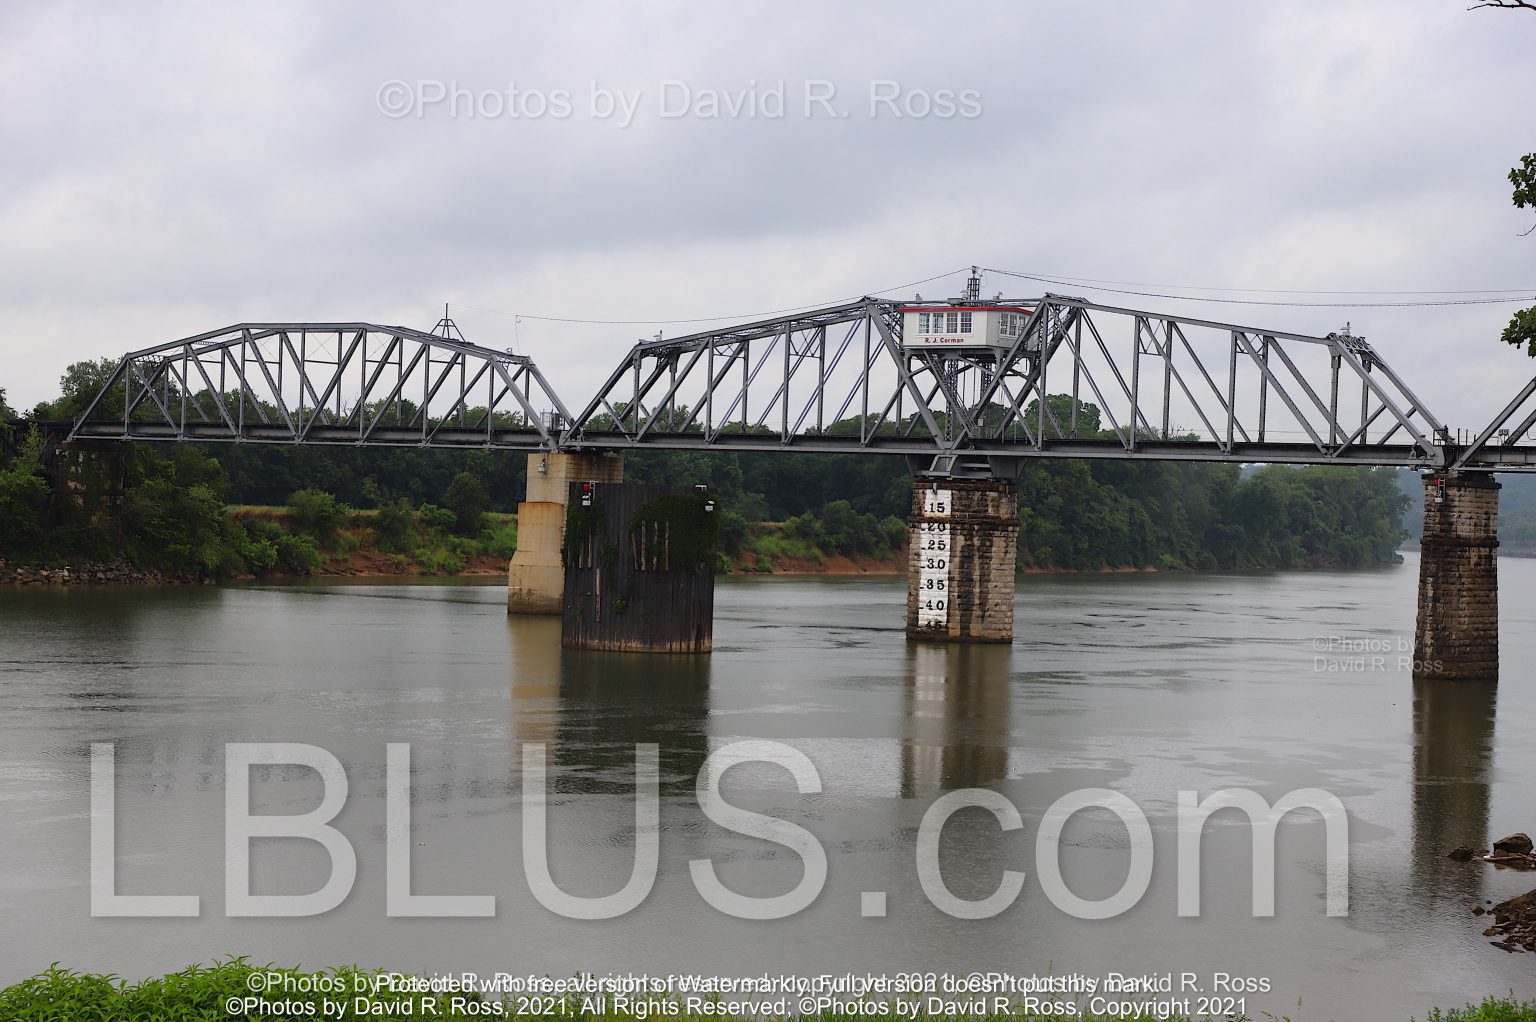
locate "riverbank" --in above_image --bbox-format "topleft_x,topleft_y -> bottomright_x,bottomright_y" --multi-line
0,559 -> 207,585
227,505 -> 516,578
0,503 -> 1412,585
239,498 -> 522,578
726,520 -> 906,574
0,509 -> 909,582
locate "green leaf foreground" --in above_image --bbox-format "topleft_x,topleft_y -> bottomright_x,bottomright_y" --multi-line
0,959 -> 1531,1022
1501,152 -> 1536,357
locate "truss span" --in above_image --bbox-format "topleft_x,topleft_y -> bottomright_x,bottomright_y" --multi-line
559,294 -> 1451,474
76,295 -> 1536,475
69,323 -> 572,450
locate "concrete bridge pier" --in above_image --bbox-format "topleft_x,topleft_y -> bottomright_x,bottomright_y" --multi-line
906,480 -> 1018,643
507,452 -> 623,614
1414,473 -> 1499,681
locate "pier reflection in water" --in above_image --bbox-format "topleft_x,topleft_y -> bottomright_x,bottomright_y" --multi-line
553,649 -> 711,796
508,615 -> 712,792
1411,677 -> 1497,912
901,642 -> 1013,796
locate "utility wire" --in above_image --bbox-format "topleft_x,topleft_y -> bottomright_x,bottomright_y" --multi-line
983,268 -> 1536,308
980,269 -> 1533,296
450,265 -> 1533,327
449,267 -> 972,327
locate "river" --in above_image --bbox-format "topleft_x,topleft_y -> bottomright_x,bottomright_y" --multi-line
0,554 -> 1532,1019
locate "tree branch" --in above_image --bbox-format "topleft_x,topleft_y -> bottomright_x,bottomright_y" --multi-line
1468,0 -> 1536,10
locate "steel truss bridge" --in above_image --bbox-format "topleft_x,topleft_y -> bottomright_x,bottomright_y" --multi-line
67,295 -> 1536,475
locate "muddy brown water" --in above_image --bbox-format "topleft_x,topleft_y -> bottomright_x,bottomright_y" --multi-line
1,555 -> 1533,1019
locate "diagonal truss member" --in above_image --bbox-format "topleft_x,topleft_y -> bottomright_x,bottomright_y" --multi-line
1448,373 -> 1536,472
69,323 -> 572,450
67,296 -> 1462,475
955,296 -> 1446,464
560,294 -> 1448,472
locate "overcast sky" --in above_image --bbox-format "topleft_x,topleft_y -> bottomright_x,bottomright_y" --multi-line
2,1 -> 1533,430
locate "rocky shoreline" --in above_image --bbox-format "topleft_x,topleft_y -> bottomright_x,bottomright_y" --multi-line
1450,832 -> 1536,954
0,560 -> 207,586
1479,889 -> 1536,954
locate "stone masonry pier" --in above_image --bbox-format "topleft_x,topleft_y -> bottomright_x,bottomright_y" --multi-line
906,480 -> 1018,643
1414,473 -> 1499,681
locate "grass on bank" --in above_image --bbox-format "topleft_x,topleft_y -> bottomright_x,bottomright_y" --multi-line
0,960 -> 1532,1022
733,507 -> 908,573
225,493 -> 518,578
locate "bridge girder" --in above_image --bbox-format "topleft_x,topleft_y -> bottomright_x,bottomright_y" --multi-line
69,323 -> 571,450
558,294 -> 1450,474
79,296 -> 1536,475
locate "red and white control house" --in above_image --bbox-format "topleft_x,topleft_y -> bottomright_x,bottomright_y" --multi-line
900,303 -> 1035,354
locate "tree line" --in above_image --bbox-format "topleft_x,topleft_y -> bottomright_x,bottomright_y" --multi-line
3,361 -> 1410,575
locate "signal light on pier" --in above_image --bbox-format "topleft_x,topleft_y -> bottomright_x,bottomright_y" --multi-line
580,482 -> 593,508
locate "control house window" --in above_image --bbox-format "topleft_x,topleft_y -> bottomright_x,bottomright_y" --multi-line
959,311 -> 972,333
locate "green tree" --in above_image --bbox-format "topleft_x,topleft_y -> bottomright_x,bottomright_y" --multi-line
116,447 -> 233,575
1021,394 -> 1103,438
373,497 -> 419,552
287,488 -> 345,541
1503,153 -> 1536,356
1471,4 -> 1534,351
818,499 -> 889,555
715,507 -> 749,552
0,387 -> 15,420
0,450 -> 50,559
122,476 -> 225,574
417,503 -> 456,533
32,358 -> 123,420
441,471 -> 488,534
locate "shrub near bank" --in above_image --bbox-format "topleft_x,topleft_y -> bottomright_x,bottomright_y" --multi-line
226,498 -> 517,578
1,960 -> 1533,1021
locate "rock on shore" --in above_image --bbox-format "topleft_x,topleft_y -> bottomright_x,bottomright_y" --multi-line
1454,832 -> 1536,954
0,561 -> 203,585
1481,889 -> 1536,954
